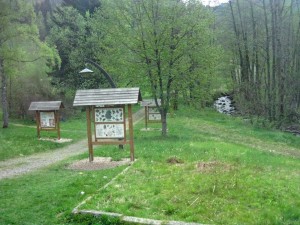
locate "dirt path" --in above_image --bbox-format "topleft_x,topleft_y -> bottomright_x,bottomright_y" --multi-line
0,109 -> 145,180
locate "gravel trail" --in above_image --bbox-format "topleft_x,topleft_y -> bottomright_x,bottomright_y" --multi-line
0,109 -> 145,180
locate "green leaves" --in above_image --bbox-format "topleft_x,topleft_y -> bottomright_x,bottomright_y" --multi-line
94,0 -> 219,104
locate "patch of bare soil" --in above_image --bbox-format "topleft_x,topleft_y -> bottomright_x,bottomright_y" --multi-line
196,161 -> 232,173
166,157 -> 184,164
67,157 -> 132,171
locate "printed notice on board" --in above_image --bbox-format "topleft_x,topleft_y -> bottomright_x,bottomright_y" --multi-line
40,112 -> 55,128
95,124 -> 124,138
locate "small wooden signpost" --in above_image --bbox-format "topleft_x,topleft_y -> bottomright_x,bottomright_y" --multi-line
28,101 -> 64,140
141,99 -> 161,129
73,88 -> 142,162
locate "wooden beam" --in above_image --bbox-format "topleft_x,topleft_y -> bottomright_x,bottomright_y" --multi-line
56,111 -> 61,140
36,111 -> 40,139
86,106 -> 94,162
128,104 -> 134,161
92,140 -> 128,145
145,106 -> 148,129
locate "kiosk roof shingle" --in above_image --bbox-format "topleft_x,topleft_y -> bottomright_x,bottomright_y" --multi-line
28,101 -> 64,111
73,88 -> 142,106
141,99 -> 161,107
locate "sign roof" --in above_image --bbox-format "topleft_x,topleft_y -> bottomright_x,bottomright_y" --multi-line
28,101 -> 64,111
73,88 -> 142,106
141,99 -> 161,107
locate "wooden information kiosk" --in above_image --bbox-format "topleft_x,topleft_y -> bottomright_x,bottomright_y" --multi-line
141,99 -> 162,129
28,101 -> 64,139
73,88 -> 142,162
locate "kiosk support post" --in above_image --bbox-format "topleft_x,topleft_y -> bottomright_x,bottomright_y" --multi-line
128,104 -> 134,161
86,106 -> 94,162
56,111 -> 61,140
36,111 -> 40,139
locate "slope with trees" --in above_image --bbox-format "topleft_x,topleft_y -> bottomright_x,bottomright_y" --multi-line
223,0 -> 300,127
0,0 -> 59,128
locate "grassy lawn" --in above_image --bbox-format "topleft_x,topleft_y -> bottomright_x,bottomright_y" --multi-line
0,113 -> 87,161
0,107 -> 299,224
79,108 -> 300,224
0,155 -> 127,224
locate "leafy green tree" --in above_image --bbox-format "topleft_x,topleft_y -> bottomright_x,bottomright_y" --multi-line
227,0 -> 300,125
47,6 -> 107,92
92,0 -> 219,136
62,0 -> 101,15
0,0 -> 59,128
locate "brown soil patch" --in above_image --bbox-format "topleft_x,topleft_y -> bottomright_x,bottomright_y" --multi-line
67,157 -> 132,171
166,157 -> 184,164
196,161 -> 232,173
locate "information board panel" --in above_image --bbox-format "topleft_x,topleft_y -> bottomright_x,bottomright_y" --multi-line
94,107 -> 125,139
95,107 -> 124,122
149,113 -> 161,121
148,106 -> 161,121
95,124 -> 124,138
40,112 -> 55,128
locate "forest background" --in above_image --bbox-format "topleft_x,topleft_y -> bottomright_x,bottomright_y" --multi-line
0,0 -> 299,134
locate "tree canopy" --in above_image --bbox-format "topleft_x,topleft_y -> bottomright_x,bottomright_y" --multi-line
89,0 -> 220,135
1,0 -> 299,133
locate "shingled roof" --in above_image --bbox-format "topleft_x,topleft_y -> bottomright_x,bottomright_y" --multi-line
28,101 -> 64,111
141,99 -> 161,107
73,88 -> 142,106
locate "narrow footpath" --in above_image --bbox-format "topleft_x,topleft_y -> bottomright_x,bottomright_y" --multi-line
0,109 -> 145,180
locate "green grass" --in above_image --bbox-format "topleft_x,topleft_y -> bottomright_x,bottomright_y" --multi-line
0,155 -> 127,224
0,107 -> 299,224
0,105 -> 142,161
78,108 -> 300,225
0,114 -> 87,161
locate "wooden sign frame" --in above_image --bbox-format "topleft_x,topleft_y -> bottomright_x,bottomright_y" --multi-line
35,110 -> 61,140
86,104 -> 135,162
144,106 -> 162,130
93,106 -> 126,141
73,88 -> 142,163
147,106 -> 162,122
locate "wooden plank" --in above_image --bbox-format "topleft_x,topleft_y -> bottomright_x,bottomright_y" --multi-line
74,100 -> 139,106
74,95 -> 138,100
128,104 -> 134,161
40,128 -> 57,131
76,87 -> 139,93
92,140 -> 128,145
141,99 -> 161,107
73,88 -> 142,106
29,101 -> 64,111
36,111 -> 40,139
86,106 -> 94,162
74,94 -> 139,101
56,111 -> 61,140
145,106 -> 148,129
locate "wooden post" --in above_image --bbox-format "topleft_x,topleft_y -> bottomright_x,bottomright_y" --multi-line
36,111 -> 40,139
86,106 -> 94,162
145,106 -> 148,129
56,111 -> 61,140
128,104 -> 135,161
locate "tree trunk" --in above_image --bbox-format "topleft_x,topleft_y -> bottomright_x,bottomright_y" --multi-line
172,89 -> 179,111
161,108 -> 168,137
0,59 -> 9,128
263,0 -> 272,120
